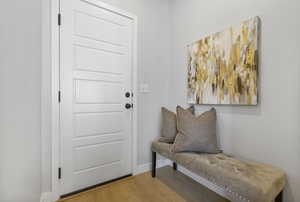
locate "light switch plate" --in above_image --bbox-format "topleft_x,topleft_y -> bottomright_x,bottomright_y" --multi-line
140,83 -> 150,93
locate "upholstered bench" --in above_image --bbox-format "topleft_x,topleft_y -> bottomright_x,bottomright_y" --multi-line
151,141 -> 286,202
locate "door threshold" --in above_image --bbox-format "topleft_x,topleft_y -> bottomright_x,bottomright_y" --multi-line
60,174 -> 132,199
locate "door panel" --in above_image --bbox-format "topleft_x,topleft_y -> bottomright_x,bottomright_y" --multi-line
74,141 -> 123,171
74,104 -> 123,113
73,161 -> 123,191
60,0 -> 133,195
73,133 -> 124,147
74,11 -> 126,46
74,44 -> 125,74
74,71 -> 124,83
75,80 -> 123,104
74,113 -> 123,137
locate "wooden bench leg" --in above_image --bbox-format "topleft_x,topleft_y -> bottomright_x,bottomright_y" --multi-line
152,151 -> 156,178
173,162 -> 177,171
275,191 -> 283,202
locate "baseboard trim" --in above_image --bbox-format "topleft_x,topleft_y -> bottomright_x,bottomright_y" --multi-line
40,192 -> 60,202
136,159 -> 169,175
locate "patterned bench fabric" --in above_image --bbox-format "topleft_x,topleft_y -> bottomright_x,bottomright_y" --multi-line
151,141 -> 286,202
151,141 -> 175,161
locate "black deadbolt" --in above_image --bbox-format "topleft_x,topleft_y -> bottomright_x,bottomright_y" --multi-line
125,92 -> 131,98
125,103 -> 132,109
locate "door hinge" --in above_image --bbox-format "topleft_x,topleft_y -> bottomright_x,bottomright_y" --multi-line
58,91 -> 61,103
58,167 -> 62,179
58,13 -> 61,26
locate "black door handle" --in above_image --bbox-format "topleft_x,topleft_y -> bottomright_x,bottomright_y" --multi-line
125,92 -> 131,98
125,103 -> 133,109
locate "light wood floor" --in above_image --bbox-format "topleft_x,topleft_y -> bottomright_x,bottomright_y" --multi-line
58,166 -> 228,202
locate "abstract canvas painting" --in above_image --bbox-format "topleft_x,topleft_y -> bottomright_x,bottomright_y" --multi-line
187,17 -> 259,105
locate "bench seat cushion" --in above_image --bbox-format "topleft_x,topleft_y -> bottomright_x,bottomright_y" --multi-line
151,141 -> 175,161
151,141 -> 286,202
175,152 -> 286,202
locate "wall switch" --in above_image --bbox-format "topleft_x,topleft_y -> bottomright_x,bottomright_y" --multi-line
140,83 -> 150,93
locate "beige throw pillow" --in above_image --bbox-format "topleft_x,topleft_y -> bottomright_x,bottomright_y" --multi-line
159,106 -> 194,143
172,106 -> 220,153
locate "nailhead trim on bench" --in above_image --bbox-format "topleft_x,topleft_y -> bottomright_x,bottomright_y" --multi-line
152,147 -> 282,202
199,173 -> 251,202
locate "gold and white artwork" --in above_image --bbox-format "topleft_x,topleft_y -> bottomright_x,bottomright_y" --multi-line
187,17 -> 259,105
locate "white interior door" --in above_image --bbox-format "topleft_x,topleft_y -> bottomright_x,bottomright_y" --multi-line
60,0 -> 134,195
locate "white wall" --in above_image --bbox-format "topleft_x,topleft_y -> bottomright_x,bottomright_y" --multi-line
168,0 -> 300,201
0,0 -> 41,202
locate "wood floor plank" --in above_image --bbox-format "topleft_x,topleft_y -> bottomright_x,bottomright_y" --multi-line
57,166 -> 228,202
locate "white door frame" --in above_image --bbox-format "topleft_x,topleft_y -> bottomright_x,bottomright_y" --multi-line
42,0 -> 138,199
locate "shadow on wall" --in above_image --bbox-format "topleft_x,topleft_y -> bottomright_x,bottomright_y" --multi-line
284,182 -> 296,202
